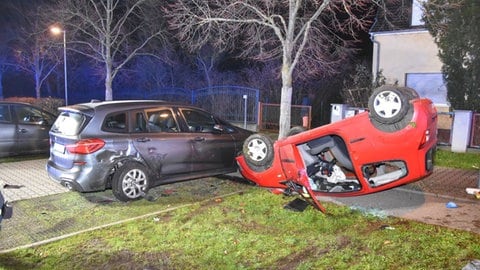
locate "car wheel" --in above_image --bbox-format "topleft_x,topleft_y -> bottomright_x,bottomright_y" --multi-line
368,86 -> 416,132
242,134 -> 274,172
368,86 -> 413,124
112,162 -> 150,202
287,126 -> 306,136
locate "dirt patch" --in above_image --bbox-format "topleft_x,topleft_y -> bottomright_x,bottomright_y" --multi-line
399,196 -> 480,234
275,245 -> 330,270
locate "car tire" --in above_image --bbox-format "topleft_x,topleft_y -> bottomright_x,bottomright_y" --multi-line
287,126 -> 306,136
112,162 -> 150,202
399,86 -> 420,99
368,86 -> 416,132
368,86 -> 412,124
242,134 -> 274,172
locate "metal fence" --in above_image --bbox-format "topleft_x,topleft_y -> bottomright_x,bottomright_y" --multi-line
193,86 -> 259,123
145,87 -> 193,104
258,102 -> 312,130
115,86 -> 259,124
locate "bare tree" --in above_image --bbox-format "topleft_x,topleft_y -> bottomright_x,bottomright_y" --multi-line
167,0 -> 377,138
1,1 -> 60,99
13,29 -> 59,99
54,0 -> 168,100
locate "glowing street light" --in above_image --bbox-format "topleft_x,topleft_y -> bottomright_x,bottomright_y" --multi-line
50,26 -> 68,105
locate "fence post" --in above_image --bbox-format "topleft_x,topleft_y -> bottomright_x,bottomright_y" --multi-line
258,102 -> 263,131
243,94 -> 248,129
451,110 -> 473,153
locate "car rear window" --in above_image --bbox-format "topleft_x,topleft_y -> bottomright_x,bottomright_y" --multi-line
51,111 -> 86,136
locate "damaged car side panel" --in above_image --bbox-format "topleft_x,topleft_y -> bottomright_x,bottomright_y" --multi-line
47,100 -> 252,202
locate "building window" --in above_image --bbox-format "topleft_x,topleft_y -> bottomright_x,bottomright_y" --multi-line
406,73 -> 449,107
411,0 -> 426,26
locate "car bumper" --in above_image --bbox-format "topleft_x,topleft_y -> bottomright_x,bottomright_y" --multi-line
46,159 -> 110,192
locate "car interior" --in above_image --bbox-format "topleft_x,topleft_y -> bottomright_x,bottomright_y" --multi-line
297,135 -> 408,193
147,110 -> 178,133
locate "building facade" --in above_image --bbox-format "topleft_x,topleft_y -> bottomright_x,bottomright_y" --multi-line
369,0 -> 449,111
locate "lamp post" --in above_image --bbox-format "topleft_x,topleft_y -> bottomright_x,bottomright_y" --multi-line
50,26 -> 68,105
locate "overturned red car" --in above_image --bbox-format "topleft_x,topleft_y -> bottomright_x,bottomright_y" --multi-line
236,86 -> 438,212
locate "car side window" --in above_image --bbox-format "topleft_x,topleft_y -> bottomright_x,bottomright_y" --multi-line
0,105 -> 12,123
14,105 -> 52,125
146,109 -> 178,133
182,109 -> 216,133
103,112 -> 127,133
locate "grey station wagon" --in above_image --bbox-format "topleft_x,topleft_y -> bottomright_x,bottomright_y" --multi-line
46,100 -> 252,201
0,102 -> 56,157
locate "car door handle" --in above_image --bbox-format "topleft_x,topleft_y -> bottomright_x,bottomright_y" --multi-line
194,136 -> 205,142
17,128 -> 28,133
136,137 -> 151,142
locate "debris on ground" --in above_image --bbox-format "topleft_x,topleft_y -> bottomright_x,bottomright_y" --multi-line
466,188 -> 480,199
349,206 -> 388,219
462,259 -> 480,270
283,198 -> 310,212
446,201 -> 458,208
380,225 -> 395,230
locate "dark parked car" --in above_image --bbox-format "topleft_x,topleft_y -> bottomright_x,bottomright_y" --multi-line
0,102 -> 56,157
47,100 -> 252,201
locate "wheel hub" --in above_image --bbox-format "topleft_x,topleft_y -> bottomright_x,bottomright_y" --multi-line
247,139 -> 267,161
373,90 -> 402,118
122,169 -> 147,198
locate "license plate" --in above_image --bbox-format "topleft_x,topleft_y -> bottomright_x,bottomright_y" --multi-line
53,142 -> 65,154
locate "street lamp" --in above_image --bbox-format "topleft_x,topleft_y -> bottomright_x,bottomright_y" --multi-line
50,26 -> 68,105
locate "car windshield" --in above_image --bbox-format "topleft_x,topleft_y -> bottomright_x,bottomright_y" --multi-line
51,111 -> 86,136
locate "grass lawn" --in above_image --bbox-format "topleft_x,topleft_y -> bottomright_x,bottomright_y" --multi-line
435,148 -> 480,169
0,189 -> 479,269
0,149 -> 479,269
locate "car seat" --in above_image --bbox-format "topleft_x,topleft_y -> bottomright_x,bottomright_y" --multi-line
307,135 -> 354,172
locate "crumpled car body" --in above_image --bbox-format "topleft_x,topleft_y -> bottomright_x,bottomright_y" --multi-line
236,86 -> 438,212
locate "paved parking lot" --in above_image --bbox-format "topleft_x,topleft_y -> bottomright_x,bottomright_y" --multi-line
0,159 -> 68,202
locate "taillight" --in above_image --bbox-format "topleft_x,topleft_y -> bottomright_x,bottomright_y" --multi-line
419,129 -> 430,148
66,138 -> 105,154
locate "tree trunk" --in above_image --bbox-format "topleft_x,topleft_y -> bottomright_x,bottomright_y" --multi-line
105,62 -> 113,101
279,63 -> 293,139
279,33 -> 294,139
35,72 -> 41,98
105,73 -> 113,100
